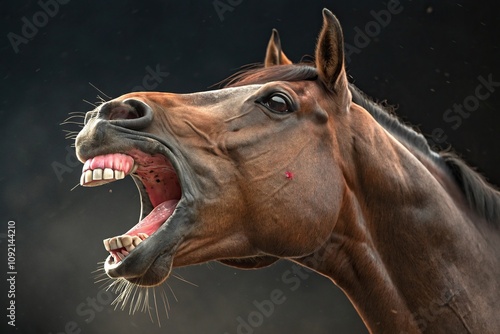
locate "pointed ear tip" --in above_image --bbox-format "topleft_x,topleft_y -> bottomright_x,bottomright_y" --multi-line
322,8 -> 338,21
269,28 -> 281,46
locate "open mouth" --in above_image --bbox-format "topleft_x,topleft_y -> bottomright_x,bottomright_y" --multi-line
80,149 -> 182,283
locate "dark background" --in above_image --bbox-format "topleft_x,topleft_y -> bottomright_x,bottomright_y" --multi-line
1,1 -> 499,333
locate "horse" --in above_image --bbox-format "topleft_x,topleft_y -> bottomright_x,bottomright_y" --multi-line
74,9 -> 500,333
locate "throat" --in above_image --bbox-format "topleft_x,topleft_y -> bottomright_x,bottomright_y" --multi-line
298,145 -> 500,333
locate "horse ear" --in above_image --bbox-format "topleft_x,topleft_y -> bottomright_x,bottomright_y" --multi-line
315,9 -> 346,91
265,29 -> 292,67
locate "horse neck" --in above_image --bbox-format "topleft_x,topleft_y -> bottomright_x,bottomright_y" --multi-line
294,104 -> 500,333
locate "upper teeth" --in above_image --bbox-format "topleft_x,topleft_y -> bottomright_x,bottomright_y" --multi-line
80,167 -> 131,186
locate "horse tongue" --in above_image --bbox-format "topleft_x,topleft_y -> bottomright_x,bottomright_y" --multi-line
125,200 -> 179,237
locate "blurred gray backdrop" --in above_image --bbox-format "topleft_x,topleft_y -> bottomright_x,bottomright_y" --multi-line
1,1 -> 499,333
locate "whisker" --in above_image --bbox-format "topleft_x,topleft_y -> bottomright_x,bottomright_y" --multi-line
145,288 -> 154,323
92,268 -> 106,275
97,279 -> 113,290
98,279 -> 115,290
96,95 -> 107,104
94,276 -> 111,285
106,279 -> 120,292
89,82 -> 112,100
129,283 -> 140,315
93,275 -> 108,281
60,120 -> 85,126
153,288 -> 161,327
111,280 -> 130,310
93,272 -> 107,280
70,183 -> 81,191
172,273 -> 198,287
92,271 -> 108,279
166,282 -> 178,303
160,286 -> 170,318
91,269 -> 182,326
62,114 -> 85,121
135,286 -> 144,314
82,99 -> 97,108
122,282 -> 135,311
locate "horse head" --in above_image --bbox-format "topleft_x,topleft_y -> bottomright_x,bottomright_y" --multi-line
76,9 -> 350,287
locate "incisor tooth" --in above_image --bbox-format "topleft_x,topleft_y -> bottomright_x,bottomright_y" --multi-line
116,238 -> 123,249
115,170 -> 125,180
80,173 -> 85,186
84,170 -> 93,183
103,239 -> 110,251
120,235 -> 133,249
103,168 -> 114,180
131,163 -> 138,174
124,243 -> 135,252
132,236 -> 142,247
109,237 -> 118,250
93,168 -> 103,180
138,233 -> 149,240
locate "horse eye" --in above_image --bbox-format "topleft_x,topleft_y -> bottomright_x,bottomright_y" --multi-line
262,94 -> 292,113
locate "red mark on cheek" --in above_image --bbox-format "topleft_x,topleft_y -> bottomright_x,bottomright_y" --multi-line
285,171 -> 294,180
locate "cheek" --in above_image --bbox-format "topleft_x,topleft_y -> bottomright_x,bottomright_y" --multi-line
245,167 -> 344,257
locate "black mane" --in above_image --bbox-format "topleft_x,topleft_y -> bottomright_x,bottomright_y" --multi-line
225,64 -> 500,226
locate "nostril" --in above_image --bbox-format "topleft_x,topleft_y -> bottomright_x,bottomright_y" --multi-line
103,98 -> 154,130
83,110 -> 97,125
109,106 -> 140,120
